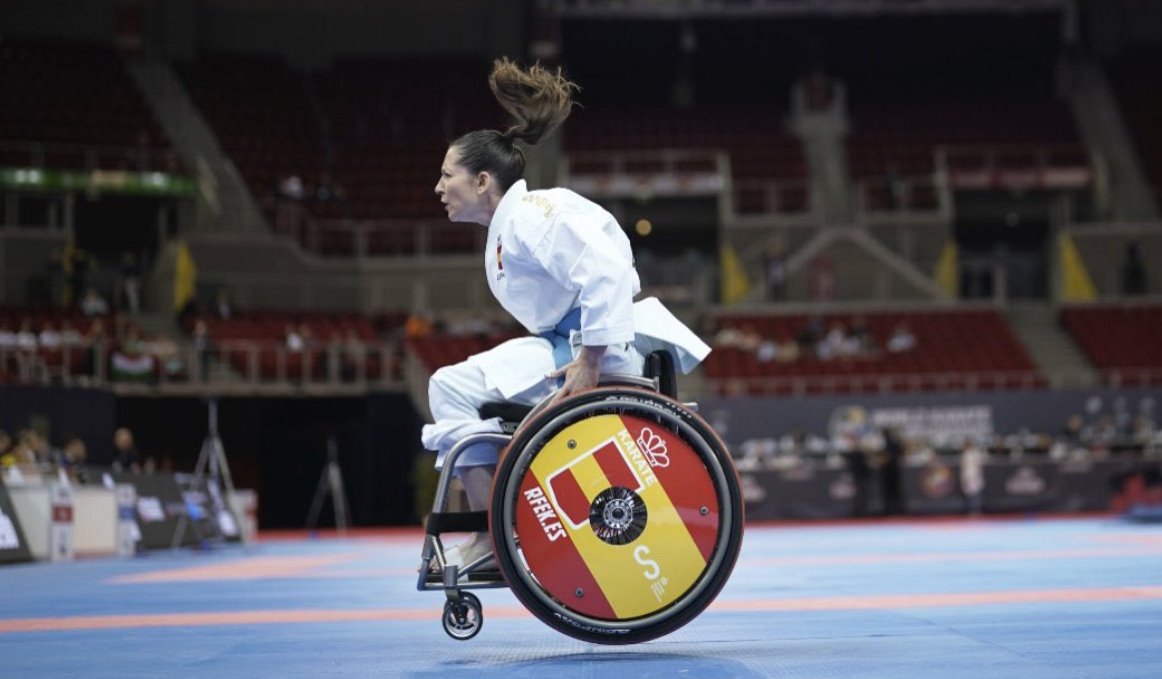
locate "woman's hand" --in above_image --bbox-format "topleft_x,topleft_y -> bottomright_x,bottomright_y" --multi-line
547,345 -> 606,405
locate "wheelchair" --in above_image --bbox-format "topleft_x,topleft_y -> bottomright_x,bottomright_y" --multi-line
417,351 -> 744,644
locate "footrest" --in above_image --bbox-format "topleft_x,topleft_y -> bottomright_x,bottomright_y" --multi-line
424,569 -> 504,585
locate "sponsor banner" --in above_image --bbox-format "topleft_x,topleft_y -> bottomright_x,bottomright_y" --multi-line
739,467 -> 858,520
865,405 -> 993,447
903,463 -> 967,515
701,387 -> 1162,454
737,457 -> 1136,519
102,471 -> 198,549
516,413 -> 715,620
0,479 -> 34,564
0,167 -> 194,197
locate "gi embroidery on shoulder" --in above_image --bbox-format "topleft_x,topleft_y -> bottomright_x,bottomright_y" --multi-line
495,237 -> 505,281
521,194 -> 555,218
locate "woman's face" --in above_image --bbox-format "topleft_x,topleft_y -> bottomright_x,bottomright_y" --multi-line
435,146 -> 487,224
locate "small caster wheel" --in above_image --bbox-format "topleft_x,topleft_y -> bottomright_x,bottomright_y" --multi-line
442,591 -> 483,640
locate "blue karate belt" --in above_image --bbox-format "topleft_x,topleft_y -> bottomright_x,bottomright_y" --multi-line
539,307 -> 582,378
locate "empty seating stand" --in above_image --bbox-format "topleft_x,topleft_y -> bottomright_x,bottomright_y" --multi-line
198,310 -> 388,382
704,309 -> 1044,396
1061,305 -> 1162,386
0,38 -> 177,172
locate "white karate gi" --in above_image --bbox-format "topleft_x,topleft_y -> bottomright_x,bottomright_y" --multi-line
422,180 -> 710,470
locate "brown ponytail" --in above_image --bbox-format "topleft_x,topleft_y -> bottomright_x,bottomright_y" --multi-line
450,58 -> 580,192
489,57 -> 578,146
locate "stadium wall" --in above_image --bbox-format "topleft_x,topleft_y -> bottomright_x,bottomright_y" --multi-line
0,0 -> 525,67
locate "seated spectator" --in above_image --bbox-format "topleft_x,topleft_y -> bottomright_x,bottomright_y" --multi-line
59,320 -> 84,346
755,337 -> 779,363
111,325 -> 155,382
191,318 -> 214,381
713,324 -> 761,352
285,324 -> 305,352
145,332 -> 185,379
886,321 -> 917,353
298,323 -> 315,350
121,252 -> 142,315
112,427 -> 142,472
214,288 -> 233,320
15,318 -> 37,352
340,328 -> 366,381
404,312 -> 434,339
80,287 -> 109,316
38,322 -> 62,349
0,322 -> 16,349
775,338 -> 801,363
797,315 -> 825,352
816,321 -> 848,361
61,436 -> 87,468
278,174 -> 305,201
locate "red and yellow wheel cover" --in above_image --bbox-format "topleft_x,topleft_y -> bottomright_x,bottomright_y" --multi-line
512,413 -> 720,620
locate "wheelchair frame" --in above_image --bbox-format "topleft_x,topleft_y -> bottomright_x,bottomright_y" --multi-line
417,358 -> 742,643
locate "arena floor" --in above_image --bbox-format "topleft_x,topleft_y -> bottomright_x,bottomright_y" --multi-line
2,516 -> 1161,678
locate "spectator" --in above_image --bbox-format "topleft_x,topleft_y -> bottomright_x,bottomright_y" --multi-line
797,315 -> 825,352
0,322 -> 16,349
80,287 -> 109,316
886,321 -> 916,354
404,312 -> 434,339
146,332 -> 184,380
214,288 -> 233,320
85,317 -> 108,379
191,318 -> 214,381
712,323 -> 761,352
15,319 -> 37,352
285,324 -> 305,352
0,430 -> 11,465
313,170 -> 347,204
879,427 -> 906,516
112,427 -> 142,472
38,322 -> 62,350
111,325 -> 155,382
6,430 -> 41,467
59,320 -> 84,347
816,320 -> 847,361
763,243 -> 787,302
845,447 -> 872,517
121,253 -> 142,315
278,174 -> 305,201
61,436 -> 87,468
755,337 -> 779,363
959,438 -> 988,516
341,328 -> 366,381
1121,241 -> 1147,296
775,337 -> 800,363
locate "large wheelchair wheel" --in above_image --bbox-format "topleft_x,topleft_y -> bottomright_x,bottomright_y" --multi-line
489,387 -> 743,644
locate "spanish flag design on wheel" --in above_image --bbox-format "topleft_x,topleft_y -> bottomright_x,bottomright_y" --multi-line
513,413 -> 720,620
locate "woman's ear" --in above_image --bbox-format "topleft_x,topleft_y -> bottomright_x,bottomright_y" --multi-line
475,171 -> 492,195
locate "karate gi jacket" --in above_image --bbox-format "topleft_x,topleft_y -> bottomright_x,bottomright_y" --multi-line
469,180 -> 710,399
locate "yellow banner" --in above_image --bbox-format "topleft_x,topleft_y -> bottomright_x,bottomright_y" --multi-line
174,241 -> 198,312
1059,232 -> 1097,302
719,244 -> 750,305
934,240 -> 959,298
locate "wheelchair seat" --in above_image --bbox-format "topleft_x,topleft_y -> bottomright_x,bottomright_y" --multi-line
477,349 -> 678,430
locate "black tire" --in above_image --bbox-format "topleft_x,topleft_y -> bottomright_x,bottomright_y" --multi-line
489,387 -> 743,644
441,591 -> 483,641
